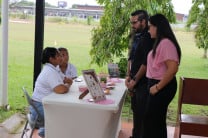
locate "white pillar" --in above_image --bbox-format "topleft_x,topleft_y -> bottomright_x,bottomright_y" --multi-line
0,0 -> 8,107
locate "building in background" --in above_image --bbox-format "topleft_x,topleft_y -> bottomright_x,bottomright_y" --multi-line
58,1 -> 67,8
175,13 -> 188,22
9,4 -> 104,20
9,4 -> 187,22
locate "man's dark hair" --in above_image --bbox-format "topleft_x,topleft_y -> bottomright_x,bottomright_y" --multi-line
131,10 -> 149,22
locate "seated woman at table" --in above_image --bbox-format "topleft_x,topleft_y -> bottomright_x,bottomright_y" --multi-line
30,47 -> 73,138
58,47 -> 78,79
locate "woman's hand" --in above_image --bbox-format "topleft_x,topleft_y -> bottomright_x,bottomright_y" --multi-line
150,84 -> 159,95
64,77 -> 73,85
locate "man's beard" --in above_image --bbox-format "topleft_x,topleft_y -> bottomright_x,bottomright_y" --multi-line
132,26 -> 143,33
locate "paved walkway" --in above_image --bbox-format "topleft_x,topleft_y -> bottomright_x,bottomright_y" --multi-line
0,114 -> 207,138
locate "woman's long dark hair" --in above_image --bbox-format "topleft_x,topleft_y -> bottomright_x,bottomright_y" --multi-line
149,14 -> 181,63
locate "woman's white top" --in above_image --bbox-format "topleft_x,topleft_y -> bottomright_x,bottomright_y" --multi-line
32,63 -> 64,102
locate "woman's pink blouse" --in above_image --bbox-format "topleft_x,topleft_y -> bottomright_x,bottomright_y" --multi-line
146,38 -> 179,80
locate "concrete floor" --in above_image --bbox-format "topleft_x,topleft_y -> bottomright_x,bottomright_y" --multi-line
0,114 -> 208,138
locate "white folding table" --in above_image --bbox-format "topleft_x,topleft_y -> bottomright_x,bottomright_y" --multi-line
43,77 -> 127,138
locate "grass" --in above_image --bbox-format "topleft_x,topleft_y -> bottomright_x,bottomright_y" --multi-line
167,30 -> 208,125
0,21 -> 208,125
0,21 -> 107,122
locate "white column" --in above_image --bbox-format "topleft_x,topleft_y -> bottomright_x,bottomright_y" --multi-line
0,0 -> 8,107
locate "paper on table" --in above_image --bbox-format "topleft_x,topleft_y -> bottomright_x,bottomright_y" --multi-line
109,78 -> 122,83
86,98 -> 115,105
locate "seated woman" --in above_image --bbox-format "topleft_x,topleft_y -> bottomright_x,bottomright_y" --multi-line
30,47 -> 73,138
58,47 -> 78,79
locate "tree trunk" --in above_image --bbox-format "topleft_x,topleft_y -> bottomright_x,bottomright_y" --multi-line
203,49 -> 207,58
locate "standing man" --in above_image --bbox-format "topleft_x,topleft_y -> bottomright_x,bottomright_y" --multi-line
125,10 -> 153,138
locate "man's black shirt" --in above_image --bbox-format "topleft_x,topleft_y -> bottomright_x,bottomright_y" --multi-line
128,28 -> 154,84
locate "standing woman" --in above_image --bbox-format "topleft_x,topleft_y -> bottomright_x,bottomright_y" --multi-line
143,14 -> 181,138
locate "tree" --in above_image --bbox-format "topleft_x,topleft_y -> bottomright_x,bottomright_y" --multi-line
186,0 -> 208,58
0,0 -> 1,23
9,0 -> 35,7
9,0 -> 55,8
90,0 -> 176,67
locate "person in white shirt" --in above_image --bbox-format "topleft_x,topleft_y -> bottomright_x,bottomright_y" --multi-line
31,47 -> 73,138
58,47 -> 78,79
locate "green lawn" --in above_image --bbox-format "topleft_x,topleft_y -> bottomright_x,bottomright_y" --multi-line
167,30 -> 208,125
0,21 -> 208,125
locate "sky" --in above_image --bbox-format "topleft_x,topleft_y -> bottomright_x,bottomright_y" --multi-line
172,0 -> 192,14
28,0 -> 193,15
